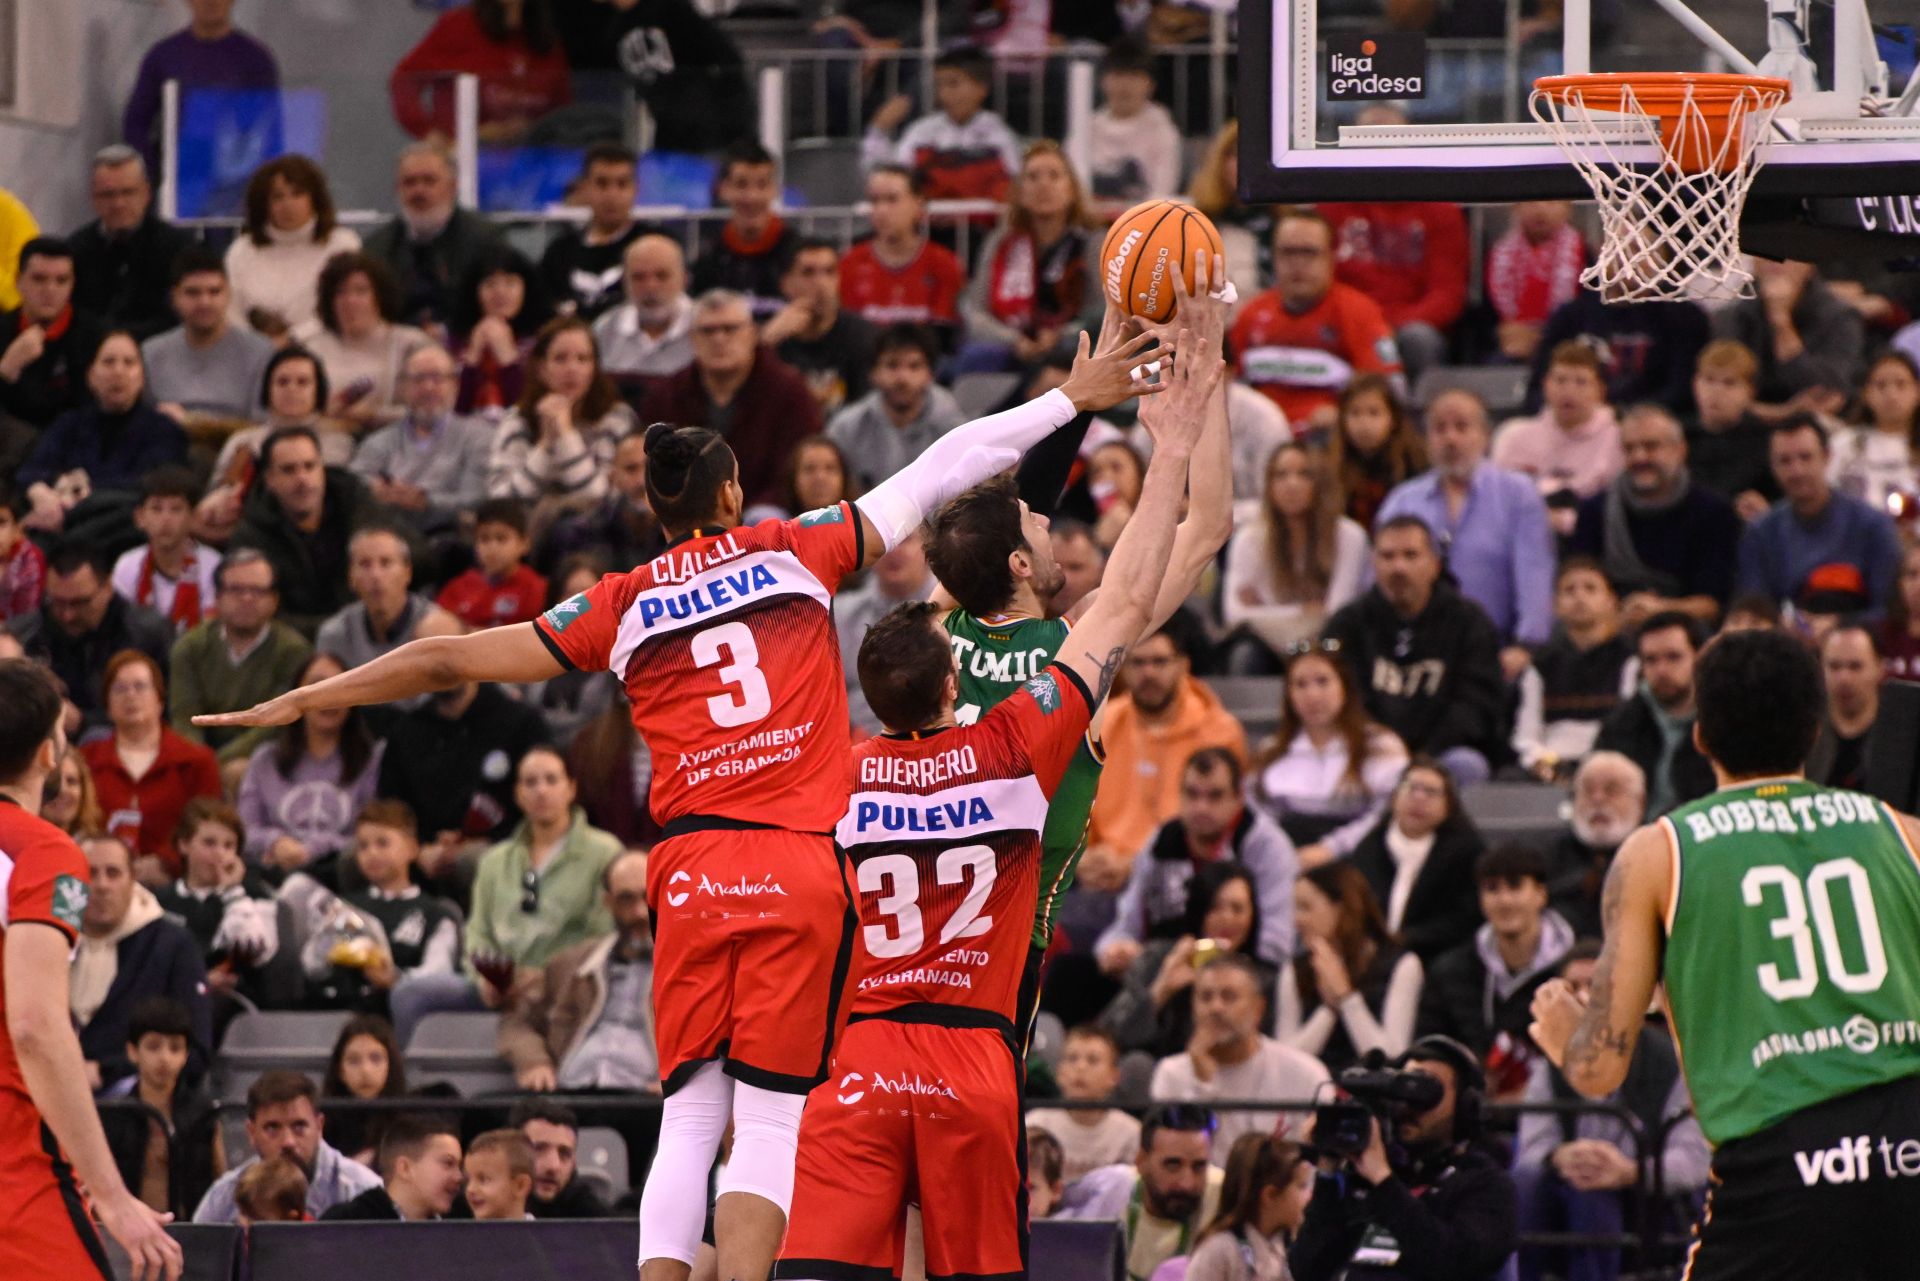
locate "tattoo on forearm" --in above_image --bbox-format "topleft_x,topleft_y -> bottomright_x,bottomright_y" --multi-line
1093,646 -> 1126,702
1566,869 -> 1634,1075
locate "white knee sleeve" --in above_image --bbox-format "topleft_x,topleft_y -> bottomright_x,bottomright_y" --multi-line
639,1061 -> 734,1267
715,1083 -> 809,1216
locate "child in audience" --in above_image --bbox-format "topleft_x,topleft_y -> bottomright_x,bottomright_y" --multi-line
1511,558 -> 1637,779
321,1014 -> 410,1167
1827,350 -> 1920,513
1484,201 -> 1586,363
861,45 -> 1022,208
153,797 -> 283,1007
437,498 -> 548,630
0,481 -> 44,619
1024,1026 -> 1143,1184
307,801 -> 462,1010
1685,340 -> 1775,519
1326,373 -> 1426,531
111,464 -> 221,633
1027,1127 -> 1067,1219
464,1129 -> 536,1221
100,996 -> 220,1216
235,1157 -> 310,1226
691,141 -> 798,319
1067,37 -> 1181,212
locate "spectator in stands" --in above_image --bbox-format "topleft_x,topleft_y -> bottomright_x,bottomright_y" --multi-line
69,145 -> 192,339
763,436 -> 855,524
825,323 -> 962,490
511,1099 -> 610,1218
1221,444 -> 1372,671
1594,611 -> 1713,818
154,798 -> 288,1011
1068,37 -> 1182,211
1543,752 -> 1643,937
489,317 -> 639,523
1277,860 -> 1422,1073
10,546 -> 171,729
239,651 -> 383,880
1029,1128 -> 1067,1219
1736,416 -> 1901,620
1485,201 -> 1587,364
1058,1104 -> 1223,1281
835,529 -> 933,733
1186,1136 -> 1317,1281
1226,383 -> 1294,506
1685,338 -> 1776,519
1807,624 -> 1880,792
1570,403 -> 1741,629
1323,516 -> 1507,784
194,1071 -> 381,1223
1050,520 -> 1105,617
224,156 -> 361,339
1322,154 -> 1470,378
82,651 -> 222,875
309,802 -> 463,1011
957,141 -> 1099,374
1025,1027 -> 1142,1183
453,245 -> 552,418
592,235 -> 695,381
1415,846 -> 1572,1090
499,848 -> 656,1091
1510,559 -> 1635,780
1346,759 -> 1486,964
1828,350 -> 1920,512
1186,121 -> 1266,309
46,746 -> 107,838
351,344 -> 494,536
1329,374 -> 1427,532
0,185 -> 35,312
1231,208 -> 1402,432
198,350 -> 346,551
1246,646 -> 1408,863
143,246 -> 272,423
692,141 -> 799,319
113,467 -> 220,636
307,252 -> 431,430
437,499 -> 548,629
540,436 -> 663,575
1494,341 -> 1624,509
1097,748 -> 1297,969
72,833 -> 212,1091
517,559 -> 620,747
464,1130 -> 535,1221
1086,440 -> 1145,552
315,526 -> 453,672
0,237 -> 107,437
1713,258 -> 1864,418
633,290 -> 822,508
360,145 -> 502,331
322,1117 -> 465,1221
765,239 -> 877,416
539,144 -> 648,321
123,0 -> 279,171
390,0 -> 570,144
1513,942 -> 1710,1281
1524,295 -> 1708,416
862,45 -> 1021,204
234,1158 -> 309,1225
321,1015 -> 409,1168
839,164 -> 965,338
596,0 -> 753,153
1883,544 -> 1920,683
0,484 -> 41,621
171,551 -> 312,768
1151,956 -> 1330,1156
100,996 -> 219,1217
1083,615 -> 1248,888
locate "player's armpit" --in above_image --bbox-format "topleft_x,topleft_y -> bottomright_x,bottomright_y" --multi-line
1562,825 -> 1671,1097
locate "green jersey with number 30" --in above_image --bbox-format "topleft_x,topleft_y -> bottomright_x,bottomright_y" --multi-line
944,609 -> 1103,947
1661,779 -> 1920,1147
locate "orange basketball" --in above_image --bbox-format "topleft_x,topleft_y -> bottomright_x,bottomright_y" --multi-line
1099,199 -> 1225,324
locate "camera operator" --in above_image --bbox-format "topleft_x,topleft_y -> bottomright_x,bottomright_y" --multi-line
1290,1035 -> 1518,1281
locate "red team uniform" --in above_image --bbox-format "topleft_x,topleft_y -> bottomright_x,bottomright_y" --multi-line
839,239 -> 966,330
532,505 -> 865,1094
1228,281 -> 1403,423
0,801 -> 110,1281
777,662 -> 1096,1281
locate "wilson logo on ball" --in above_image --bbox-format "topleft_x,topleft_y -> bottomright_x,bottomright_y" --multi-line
1104,228 -> 1144,303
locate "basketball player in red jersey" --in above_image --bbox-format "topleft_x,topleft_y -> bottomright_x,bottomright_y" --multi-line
0,661 -> 182,1281
197,330 -> 1164,1281
775,331 -> 1224,1281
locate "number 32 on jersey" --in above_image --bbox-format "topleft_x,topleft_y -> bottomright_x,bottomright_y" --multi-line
857,846 -> 995,958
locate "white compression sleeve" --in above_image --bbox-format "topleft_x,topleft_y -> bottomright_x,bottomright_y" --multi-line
855,387 -> 1077,551
638,1061 -> 734,1267
715,1082 -> 809,1214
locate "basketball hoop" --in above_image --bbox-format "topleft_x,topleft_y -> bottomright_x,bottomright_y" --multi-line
1530,72 -> 1792,302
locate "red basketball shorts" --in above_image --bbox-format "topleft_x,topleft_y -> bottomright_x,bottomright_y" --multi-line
0,1105 -> 111,1281
777,1018 -> 1026,1281
649,826 -> 857,1095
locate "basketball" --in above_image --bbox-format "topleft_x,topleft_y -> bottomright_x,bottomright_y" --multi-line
1099,199 -> 1225,323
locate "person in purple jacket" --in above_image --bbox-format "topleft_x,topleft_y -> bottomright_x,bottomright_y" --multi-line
123,0 -> 280,171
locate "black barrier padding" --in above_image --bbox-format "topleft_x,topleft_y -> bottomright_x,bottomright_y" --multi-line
104,1224 -> 239,1281
1032,1218 -> 1127,1281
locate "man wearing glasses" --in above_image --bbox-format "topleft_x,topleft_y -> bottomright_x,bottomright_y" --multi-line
167,548 -> 313,768
349,343 -> 492,536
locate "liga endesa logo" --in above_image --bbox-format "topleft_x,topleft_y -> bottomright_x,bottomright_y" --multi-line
1326,34 -> 1427,101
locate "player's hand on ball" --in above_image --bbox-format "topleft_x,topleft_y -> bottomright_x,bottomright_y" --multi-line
1139,249 -> 1229,354
1529,977 -> 1587,1068
1059,329 -> 1166,414
1138,329 -> 1223,454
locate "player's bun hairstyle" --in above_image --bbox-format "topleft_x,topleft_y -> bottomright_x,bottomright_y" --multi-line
858,601 -> 953,733
0,659 -> 63,783
925,477 -> 1026,617
1695,628 -> 1822,778
643,422 -> 738,534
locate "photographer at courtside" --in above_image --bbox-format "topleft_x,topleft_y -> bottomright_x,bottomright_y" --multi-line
1289,1035 -> 1518,1281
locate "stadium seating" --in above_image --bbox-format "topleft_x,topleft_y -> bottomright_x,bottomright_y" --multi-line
405,1012 -> 518,1098
575,1126 -> 632,1204
213,1010 -> 354,1103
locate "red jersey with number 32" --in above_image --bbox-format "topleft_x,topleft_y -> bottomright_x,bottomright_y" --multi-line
0,802 -> 91,1128
533,504 -> 864,833
836,664 -> 1093,1024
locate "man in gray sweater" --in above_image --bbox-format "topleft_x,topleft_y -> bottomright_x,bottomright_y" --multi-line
349,344 -> 491,535
825,324 -> 965,490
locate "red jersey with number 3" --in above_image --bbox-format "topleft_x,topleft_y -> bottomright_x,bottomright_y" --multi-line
836,664 -> 1094,1024
0,802 -> 92,1148
533,504 -> 864,833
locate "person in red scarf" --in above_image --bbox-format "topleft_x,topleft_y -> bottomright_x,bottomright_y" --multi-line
112,465 -> 220,635
691,141 -> 799,322
81,650 -> 221,882
1485,201 -> 1589,364
389,0 -> 573,144
0,237 -> 106,434
956,141 -> 1101,374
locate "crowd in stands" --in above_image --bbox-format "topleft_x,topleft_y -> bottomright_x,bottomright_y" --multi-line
6,1 -> 1920,1278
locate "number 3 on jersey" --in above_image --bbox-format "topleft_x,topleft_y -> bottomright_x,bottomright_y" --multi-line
857,846 -> 995,959
691,622 -> 771,728
1741,858 -> 1890,1001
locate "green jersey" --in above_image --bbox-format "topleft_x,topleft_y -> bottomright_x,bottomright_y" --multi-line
944,610 -> 1103,947
1662,779 -> 1920,1147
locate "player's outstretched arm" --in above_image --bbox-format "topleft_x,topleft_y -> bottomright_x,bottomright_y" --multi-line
1530,824 -> 1671,1097
7,924 -> 183,1281
192,622 -> 563,730
851,329 -> 1167,567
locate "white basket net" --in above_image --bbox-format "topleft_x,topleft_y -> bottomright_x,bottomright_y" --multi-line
1528,76 -> 1790,302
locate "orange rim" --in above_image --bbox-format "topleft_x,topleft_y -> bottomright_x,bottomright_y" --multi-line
1533,71 -> 1791,172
